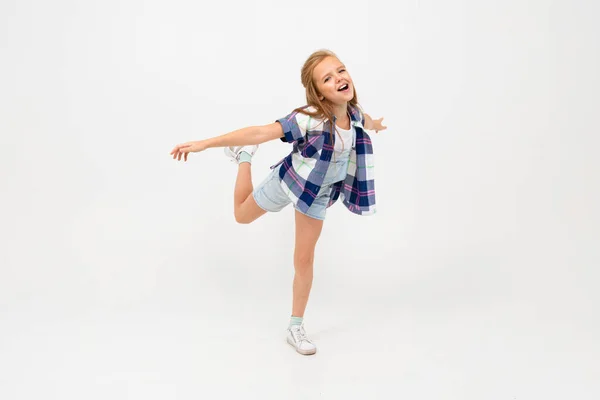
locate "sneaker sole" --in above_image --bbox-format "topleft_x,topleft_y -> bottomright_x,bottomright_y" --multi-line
286,336 -> 317,355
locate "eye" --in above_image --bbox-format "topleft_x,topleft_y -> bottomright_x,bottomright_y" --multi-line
324,77 -> 330,82
340,69 -> 346,73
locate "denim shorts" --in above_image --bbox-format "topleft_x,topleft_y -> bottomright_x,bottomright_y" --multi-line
252,155 -> 349,221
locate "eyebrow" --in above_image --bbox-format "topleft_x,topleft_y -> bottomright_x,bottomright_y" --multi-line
321,65 -> 346,81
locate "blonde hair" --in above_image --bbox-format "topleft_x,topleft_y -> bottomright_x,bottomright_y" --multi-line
293,49 -> 360,142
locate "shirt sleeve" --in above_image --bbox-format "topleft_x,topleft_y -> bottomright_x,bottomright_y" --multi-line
276,111 -> 309,143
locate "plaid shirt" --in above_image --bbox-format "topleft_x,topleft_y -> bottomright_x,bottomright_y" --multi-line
271,104 -> 376,216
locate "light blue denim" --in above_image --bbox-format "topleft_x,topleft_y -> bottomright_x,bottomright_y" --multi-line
253,151 -> 351,221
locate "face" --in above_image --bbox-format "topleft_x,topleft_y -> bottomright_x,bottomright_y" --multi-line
313,56 -> 354,105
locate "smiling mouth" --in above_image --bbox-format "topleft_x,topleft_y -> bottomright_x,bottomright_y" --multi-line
337,83 -> 349,92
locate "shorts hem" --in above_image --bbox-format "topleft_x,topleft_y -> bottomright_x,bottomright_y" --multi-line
293,205 -> 326,221
252,191 -> 270,213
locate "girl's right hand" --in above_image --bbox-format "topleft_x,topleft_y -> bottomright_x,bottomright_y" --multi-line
170,140 -> 208,162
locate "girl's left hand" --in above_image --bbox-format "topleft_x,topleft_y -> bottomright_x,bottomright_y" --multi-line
372,117 -> 387,133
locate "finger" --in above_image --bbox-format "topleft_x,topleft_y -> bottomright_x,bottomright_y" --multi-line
171,146 -> 183,157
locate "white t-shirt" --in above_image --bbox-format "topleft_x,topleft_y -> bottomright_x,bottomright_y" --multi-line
333,124 -> 354,157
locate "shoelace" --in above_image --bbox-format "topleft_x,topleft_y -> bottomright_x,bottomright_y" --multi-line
292,327 -> 313,344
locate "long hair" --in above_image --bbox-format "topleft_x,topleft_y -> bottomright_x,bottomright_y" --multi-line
293,49 -> 360,143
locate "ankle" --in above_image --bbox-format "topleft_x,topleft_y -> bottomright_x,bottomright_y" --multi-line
289,315 -> 304,327
238,151 -> 253,164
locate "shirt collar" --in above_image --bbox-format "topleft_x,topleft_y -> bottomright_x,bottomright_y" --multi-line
331,104 -> 361,122
347,104 -> 362,122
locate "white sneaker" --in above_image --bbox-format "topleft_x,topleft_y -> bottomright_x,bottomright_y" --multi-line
287,324 -> 317,355
224,145 -> 258,163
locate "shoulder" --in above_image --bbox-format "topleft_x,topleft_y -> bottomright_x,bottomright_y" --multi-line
296,107 -> 325,130
277,105 -> 324,143
284,106 -> 325,129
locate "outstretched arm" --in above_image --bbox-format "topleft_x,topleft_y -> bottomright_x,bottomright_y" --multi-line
170,122 -> 284,161
363,113 -> 387,133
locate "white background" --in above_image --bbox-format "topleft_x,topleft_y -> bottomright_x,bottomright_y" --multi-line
1,0 -> 598,398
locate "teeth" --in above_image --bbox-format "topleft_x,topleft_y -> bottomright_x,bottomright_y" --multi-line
338,84 -> 348,91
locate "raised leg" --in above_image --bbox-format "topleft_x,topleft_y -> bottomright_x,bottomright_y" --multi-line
233,162 -> 267,224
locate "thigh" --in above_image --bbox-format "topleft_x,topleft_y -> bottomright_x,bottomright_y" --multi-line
294,209 -> 324,262
237,193 -> 268,224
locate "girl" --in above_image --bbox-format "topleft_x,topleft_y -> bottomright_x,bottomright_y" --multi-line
170,49 -> 386,355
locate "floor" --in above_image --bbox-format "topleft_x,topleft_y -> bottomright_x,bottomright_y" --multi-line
1,269 -> 597,400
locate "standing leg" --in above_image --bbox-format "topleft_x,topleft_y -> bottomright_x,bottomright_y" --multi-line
292,210 -> 324,316
287,209 -> 323,355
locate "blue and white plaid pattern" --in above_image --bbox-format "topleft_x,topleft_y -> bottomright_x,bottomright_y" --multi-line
272,105 -> 376,216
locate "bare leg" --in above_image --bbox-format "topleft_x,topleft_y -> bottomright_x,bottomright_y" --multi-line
233,162 -> 267,224
292,210 -> 324,317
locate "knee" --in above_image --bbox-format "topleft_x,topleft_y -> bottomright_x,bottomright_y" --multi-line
234,212 -> 251,224
294,253 -> 314,272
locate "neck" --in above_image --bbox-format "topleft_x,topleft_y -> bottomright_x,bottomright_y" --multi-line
333,102 -> 349,122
